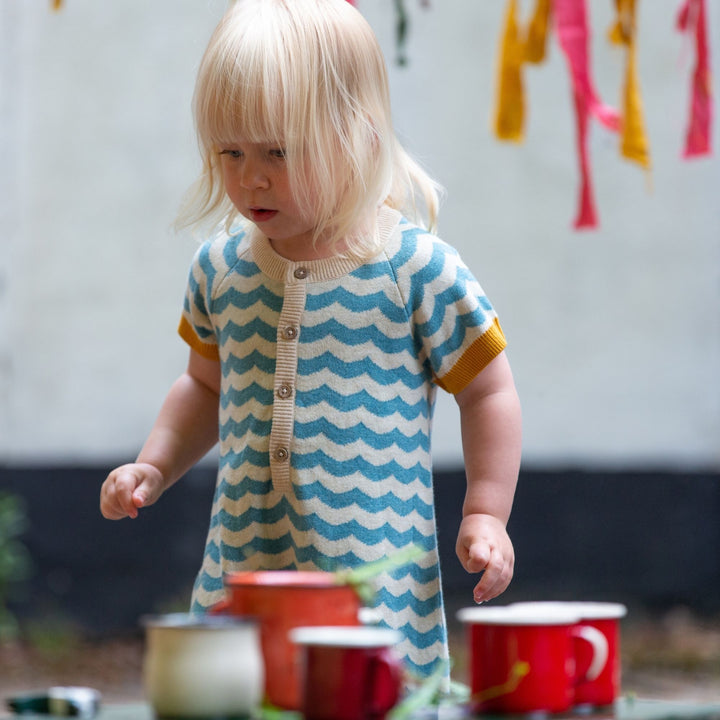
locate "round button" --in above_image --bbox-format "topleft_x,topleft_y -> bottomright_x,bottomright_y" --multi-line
274,447 -> 289,461
282,326 -> 298,340
276,384 -> 293,399
293,267 -> 309,280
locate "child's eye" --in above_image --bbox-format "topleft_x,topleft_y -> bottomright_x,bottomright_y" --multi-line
219,149 -> 243,159
269,148 -> 286,160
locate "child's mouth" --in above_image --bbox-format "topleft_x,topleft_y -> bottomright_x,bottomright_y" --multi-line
249,208 -> 278,223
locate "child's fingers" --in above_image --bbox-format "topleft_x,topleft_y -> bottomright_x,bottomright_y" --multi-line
465,540 -> 491,573
115,469 -> 142,518
100,467 -> 141,520
472,545 -> 513,603
101,490 -> 137,520
132,486 -> 148,509
132,469 -> 166,509
100,464 -> 165,520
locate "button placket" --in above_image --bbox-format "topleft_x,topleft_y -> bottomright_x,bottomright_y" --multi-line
269,279 -> 306,492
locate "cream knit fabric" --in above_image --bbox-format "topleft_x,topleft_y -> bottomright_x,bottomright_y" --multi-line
179,207 -> 506,678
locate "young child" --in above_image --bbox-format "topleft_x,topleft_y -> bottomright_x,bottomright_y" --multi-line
100,0 -> 521,682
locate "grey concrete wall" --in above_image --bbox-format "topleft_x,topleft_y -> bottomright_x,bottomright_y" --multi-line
1,1 -> 718,469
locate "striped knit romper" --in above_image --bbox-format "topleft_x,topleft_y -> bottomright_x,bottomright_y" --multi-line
179,206 -> 507,678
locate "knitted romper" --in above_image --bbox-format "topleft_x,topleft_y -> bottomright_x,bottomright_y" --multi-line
179,206 -> 507,678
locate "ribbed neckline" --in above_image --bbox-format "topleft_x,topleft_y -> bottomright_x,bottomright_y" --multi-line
250,206 -> 401,284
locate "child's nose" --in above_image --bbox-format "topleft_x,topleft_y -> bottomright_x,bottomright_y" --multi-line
239,160 -> 269,189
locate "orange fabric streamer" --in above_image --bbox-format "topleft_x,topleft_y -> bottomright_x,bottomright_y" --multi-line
608,0 -> 652,169
676,0 -> 713,157
51,0 -> 62,9
493,0 -> 552,143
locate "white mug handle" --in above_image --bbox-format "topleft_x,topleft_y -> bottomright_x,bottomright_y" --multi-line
571,625 -> 608,682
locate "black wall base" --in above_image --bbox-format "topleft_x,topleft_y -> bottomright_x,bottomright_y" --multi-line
2,465 -> 719,636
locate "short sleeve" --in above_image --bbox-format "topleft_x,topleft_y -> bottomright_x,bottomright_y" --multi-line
178,241 -> 221,361
405,233 -> 507,395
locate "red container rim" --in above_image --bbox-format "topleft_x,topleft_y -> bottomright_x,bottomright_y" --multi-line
223,570 -> 343,589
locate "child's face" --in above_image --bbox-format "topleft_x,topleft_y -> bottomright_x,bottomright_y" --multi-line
219,141 -> 323,260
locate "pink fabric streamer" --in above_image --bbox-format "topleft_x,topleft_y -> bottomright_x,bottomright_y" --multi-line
554,0 -> 621,229
677,0 -> 713,157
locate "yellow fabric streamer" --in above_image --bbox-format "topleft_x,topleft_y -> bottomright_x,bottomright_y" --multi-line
524,0 -> 552,64
608,0 -> 651,169
51,0 -> 63,9
493,0 -> 525,142
493,0 -> 552,142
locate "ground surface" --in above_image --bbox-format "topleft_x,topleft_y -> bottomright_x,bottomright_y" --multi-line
2,609 -> 719,706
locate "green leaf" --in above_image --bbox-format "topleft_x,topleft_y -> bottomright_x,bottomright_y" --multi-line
334,544 -> 426,586
387,661 -> 449,720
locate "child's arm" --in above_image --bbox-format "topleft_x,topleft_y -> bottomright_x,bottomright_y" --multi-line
100,349 -> 221,520
454,351 -> 522,603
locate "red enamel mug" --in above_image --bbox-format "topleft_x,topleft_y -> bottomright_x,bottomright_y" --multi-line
512,601 -> 627,707
457,605 -> 608,714
291,626 -> 404,720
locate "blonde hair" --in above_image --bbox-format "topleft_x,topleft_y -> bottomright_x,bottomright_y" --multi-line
177,0 -> 441,254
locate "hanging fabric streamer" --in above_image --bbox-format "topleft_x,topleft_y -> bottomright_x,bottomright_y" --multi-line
676,0 -> 713,157
608,0 -> 652,169
493,0 -> 526,141
349,0 -> 430,66
51,0 -> 62,9
554,0 -> 620,229
394,0 -> 409,66
493,0 -> 552,142
524,0 -> 553,64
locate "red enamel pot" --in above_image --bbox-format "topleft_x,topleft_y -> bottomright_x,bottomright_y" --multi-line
211,571 -> 364,710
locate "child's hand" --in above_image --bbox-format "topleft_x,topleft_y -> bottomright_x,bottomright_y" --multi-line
456,513 -> 514,604
100,463 -> 165,520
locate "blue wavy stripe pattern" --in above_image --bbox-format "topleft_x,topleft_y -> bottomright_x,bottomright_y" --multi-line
193,545 -> 442,618
182,219 -> 501,679
305,286 -> 408,322
214,283 -> 282,315
299,317 -> 417,353
199,533 -> 439,584
295,386 -> 430,420
220,381 -> 274,410
222,348 -> 275,377
220,316 -> 278,345
214,475 -> 272,499
219,445 -> 270,471
293,450 -> 427,486
374,586 -> 442,618
297,353 -> 427,390
214,506 -> 433,547
294,480 -> 435,517
396,620 -> 446,651
219,414 -> 272,442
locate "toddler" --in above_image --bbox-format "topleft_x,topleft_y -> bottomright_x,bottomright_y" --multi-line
100,0 -> 522,682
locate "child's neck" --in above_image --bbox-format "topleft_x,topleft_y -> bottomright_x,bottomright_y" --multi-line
266,210 -> 376,262
269,235 -> 348,262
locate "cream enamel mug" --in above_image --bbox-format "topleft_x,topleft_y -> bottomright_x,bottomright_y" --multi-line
142,613 -> 264,719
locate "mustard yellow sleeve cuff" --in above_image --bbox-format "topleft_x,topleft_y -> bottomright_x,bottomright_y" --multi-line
178,316 -> 220,361
435,318 -> 508,395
